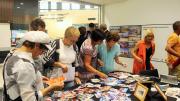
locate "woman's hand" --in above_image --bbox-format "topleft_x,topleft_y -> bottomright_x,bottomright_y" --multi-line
54,62 -> 68,73
98,72 -> 108,79
136,57 -> 143,63
75,77 -> 82,85
61,64 -> 68,73
42,76 -> 49,81
98,59 -> 104,67
50,81 -> 64,90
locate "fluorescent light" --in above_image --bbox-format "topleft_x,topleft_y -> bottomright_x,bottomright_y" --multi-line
20,2 -> 24,5
17,7 -> 20,9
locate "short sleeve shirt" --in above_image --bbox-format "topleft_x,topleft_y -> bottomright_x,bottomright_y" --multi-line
79,38 -> 98,69
98,42 -> 120,73
167,33 -> 180,64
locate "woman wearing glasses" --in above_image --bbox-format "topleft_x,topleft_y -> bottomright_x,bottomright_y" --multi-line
46,26 -> 81,89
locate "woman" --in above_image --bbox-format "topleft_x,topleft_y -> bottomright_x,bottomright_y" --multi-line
98,32 -> 126,74
131,29 -> 155,74
48,26 -> 81,89
79,29 -> 107,79
3,31 -> 64,101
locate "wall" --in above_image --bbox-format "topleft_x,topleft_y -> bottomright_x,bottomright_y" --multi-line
0,0 -> 14,23
104,0 -> 180,74
41,10 -> 98,39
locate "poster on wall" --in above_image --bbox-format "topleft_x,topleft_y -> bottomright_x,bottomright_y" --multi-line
110,25 -> 141,58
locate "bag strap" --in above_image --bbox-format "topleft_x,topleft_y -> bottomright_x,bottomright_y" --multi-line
3,51 -> 22,101
3,51 -> 34,101
54,39 -> 60,61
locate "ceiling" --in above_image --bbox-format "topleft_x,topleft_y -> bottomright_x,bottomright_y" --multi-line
40,0 -> 127,5
80,0 -> 127,5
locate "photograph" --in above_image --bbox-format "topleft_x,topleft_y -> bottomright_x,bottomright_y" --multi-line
119,48 -> 130,57
134,82 -> 149,101
119,41 -> 129,48
154,83 -> 168,101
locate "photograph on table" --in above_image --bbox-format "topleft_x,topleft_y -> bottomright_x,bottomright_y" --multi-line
134,82 -> 149,101
154,83 -> 168,101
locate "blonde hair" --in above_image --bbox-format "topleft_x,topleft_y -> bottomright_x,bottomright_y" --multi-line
144,29 -> 154,38
64,26 -> 80,38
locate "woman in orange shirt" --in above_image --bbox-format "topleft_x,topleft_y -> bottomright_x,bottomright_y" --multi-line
131,29 -> 155,74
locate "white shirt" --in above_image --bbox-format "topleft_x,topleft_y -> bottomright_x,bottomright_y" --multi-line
3,50 -> 43,101
50,39 -> 76,81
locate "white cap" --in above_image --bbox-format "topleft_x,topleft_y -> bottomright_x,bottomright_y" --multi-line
23,31 -> 52,50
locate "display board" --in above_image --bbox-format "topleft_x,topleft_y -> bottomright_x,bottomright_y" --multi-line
110,25 -> 141,58
141,24 -> 173,62
0,23 -> 11,50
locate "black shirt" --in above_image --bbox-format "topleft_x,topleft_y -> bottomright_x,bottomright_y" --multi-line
146,47 -> 152,70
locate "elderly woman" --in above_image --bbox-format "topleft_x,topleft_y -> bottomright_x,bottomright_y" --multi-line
79,29 -> 107,79
131,29 -> 155,74
47,26 -> 80,89
98,32 -> 126,74
3,31 -> 64,101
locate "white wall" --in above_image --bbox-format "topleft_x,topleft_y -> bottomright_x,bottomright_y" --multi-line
0,23 -> 11,50
104,0 -> 180,74
40,10 -> 98,39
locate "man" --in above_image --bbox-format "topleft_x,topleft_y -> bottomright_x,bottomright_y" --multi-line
16,18 -> 68,74
16,18 -> 46,48
99,23 -> 110,37
86,23 -> 96,38
165,21 -> 180,80
3,31 -> 64,101
76,26 -> 87,51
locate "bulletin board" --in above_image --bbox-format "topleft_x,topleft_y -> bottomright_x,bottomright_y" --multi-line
141,24 -> 173,62
110,25 -> 141,58
0,23 -> 11,50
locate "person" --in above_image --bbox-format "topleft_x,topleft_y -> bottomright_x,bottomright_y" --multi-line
3,31 -> 64,101
131,29 -> 155,74
79,29 -> 108,79
98,32 -> 126,74
15,18 -> 67,91
165,21 -> 180,80
46,26 -> 81,89
16,18 -> 46,48
87,23 -> 96,38
99,23 -> 110,37
76,26 -> 87,51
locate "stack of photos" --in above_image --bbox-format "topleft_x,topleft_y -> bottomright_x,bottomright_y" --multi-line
110,25 -> 141,58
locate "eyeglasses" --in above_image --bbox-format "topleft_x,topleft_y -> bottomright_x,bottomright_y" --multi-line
39,44 -> 48,52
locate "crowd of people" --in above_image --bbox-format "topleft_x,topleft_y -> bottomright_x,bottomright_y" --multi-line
2,18 -> 180,101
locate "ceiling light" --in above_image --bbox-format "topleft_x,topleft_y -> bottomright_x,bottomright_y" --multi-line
20,2 -> 24,5
17,6 -> 20,9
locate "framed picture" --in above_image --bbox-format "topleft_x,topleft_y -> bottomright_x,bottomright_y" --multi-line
154,83 -> 167,101
134,82 -> 149,101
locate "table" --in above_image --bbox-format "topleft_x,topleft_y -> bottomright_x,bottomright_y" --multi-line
48,71 -> 179,101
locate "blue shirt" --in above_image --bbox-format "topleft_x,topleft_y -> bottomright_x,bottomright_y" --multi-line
98,42 -> 120,74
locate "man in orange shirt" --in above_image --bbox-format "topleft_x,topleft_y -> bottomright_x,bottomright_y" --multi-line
165,21 -> 180,80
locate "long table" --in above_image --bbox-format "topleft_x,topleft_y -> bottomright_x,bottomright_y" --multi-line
48,71 -> 179,101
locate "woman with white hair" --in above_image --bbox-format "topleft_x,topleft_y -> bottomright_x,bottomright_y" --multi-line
131,29 -> 155,74
46,26 -> 81,89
